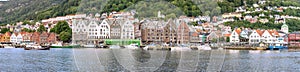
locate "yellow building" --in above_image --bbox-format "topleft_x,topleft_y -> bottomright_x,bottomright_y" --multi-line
2,32 -> 11,42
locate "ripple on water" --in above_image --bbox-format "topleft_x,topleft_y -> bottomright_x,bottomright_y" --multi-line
0,48 -> 299,71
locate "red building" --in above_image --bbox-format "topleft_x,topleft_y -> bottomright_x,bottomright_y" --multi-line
40,32 -> 49,45
31,32 -> 40,44
288,33 -> 300,47
47,33 -> 57,44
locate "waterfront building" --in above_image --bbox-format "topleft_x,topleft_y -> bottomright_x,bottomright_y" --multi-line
249,30 -> 264,44
10,33 -> 17,43
261,30 -> 279,43
230,28 -> 241,43
288,32 -> 300,47
72,19 -> 88,45
72,19 -> 110,45
0,34 -> 3,42
16,32 -> 24,44
110,19 -> 122,39
121,20 -> 134,39
177,21 -> 190,44
23,32 -> 32,42
31,32 -> 40,44
48,33 -> 57,44
40,32 -> 49,45
141,20 -> 166,44
134,22 -> 142,39
164,20 -> 178,44
3,32 -> 11,42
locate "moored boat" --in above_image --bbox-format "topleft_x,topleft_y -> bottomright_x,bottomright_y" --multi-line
24,45 -> 50,50
171,44 -> 191,51
125,44 -> 139,49
267,43 -> 288,50
83,44 -> 96,48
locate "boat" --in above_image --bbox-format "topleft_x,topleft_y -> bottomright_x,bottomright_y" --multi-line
109,45 -> 121,49
50,43 -> 80,48
1,42 -> 14,48
97,44 -> 108,48
171,44 -> 191,51
197,44 -> 211,50
142,43 -> 157,50
83,44 -> 96,48
51,45 -> 80,48
267,43 -> 288,50
4,45 -> 14,48
125,44 -> 139,49
24,45 -> 50,50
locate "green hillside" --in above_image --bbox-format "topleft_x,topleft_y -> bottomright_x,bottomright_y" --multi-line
0,0 -> 217,25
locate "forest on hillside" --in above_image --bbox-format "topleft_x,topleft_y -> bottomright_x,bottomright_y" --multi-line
0,0 -> 222,24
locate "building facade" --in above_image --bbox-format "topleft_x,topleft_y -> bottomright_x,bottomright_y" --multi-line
110,20 -> 122,39
177,21 -> 190,44
121,20 -> 135,39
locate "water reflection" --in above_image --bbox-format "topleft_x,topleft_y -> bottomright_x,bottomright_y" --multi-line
0,48 -> 299,71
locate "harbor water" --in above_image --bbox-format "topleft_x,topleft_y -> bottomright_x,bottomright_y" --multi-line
0,48 -> 299,71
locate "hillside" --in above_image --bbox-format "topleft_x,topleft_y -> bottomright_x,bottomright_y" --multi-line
0,0 -> 221,25
0,0 -> 80,24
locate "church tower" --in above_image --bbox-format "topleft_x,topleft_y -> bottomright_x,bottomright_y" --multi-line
281,23 -> 289,34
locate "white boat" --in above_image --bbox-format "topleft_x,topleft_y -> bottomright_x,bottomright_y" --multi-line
125,44 -> 139,49
171,46 -> 191,51
51,43 -> 63,46
197,44 -> 211,50
143,44 -> 157,50
171,45 -> 191,51
4,45 -> 14,48
25,45 -> 42,49
83,44 -> 96,48
109,45 -> 121,49
1,42 -> 14,48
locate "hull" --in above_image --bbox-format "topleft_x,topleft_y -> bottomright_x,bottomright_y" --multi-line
268,46 -> 288,50
83,45 -> 96,48
24,46 -> 50,50
4,46 -> 14,48
51,45 -> 80,48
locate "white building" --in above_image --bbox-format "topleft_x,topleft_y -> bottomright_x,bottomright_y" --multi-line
230,28 -> 241,43
121,20 -> 135,39
99,20 -> 110,39
10,33 -> 17,43
261,30 -> 276,43
16,33 -> 23,44
249,30 -> 264,44
281,23 -> 289,34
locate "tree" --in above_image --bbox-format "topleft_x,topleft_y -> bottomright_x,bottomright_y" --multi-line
226,37 -> 230,42
50,21 -> 72,43
50,21 -> 71,34
37,25 -> 47,33
59,31 -> 71,42
0,28 -> 10,34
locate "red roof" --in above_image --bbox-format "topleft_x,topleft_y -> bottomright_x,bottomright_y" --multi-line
256,30 -> 264,36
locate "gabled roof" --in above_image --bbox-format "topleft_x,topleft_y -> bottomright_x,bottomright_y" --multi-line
5,32 -> 11,36
256,30 -> 264,36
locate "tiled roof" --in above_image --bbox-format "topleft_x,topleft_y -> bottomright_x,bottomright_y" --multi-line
256,30 -> 264,36
235,28 -> 242,35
